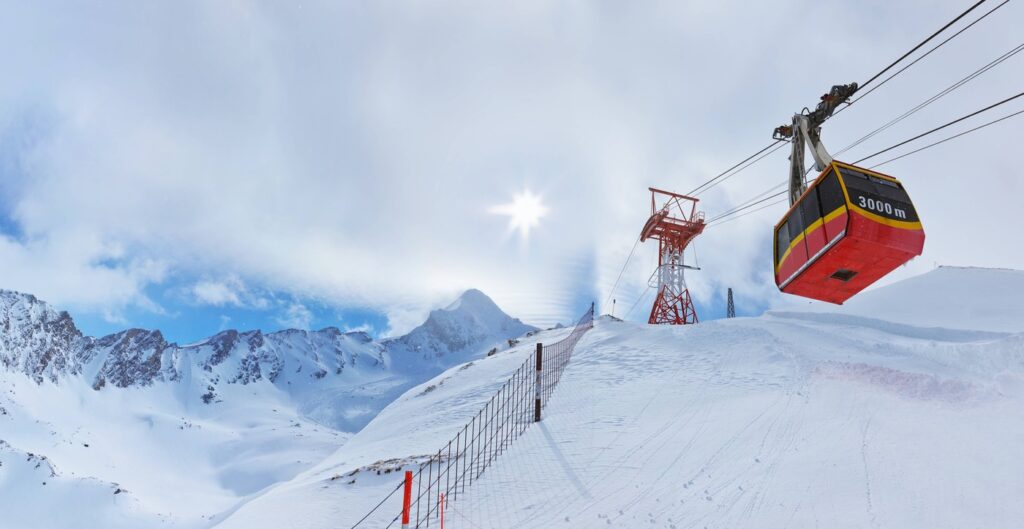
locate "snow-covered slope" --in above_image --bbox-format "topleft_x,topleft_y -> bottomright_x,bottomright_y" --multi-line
0,439 -> 156,529
793,266 -> 1024,333
216,267 -> 1024,529
0,288 -> 536,528
215,324 -> 576,529
0,373 -> 344,528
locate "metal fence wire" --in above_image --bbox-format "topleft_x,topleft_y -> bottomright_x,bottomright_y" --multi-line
352,303 -> 595,529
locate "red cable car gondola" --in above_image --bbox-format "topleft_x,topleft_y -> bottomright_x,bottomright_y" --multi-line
770,82 -> 925,304
773,161 -> 924,304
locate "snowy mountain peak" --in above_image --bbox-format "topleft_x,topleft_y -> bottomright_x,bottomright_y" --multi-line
86,328 -> 179,389
439,289 -> 520,328
343,330 -> 374,343
0,290 -> 83,383
388,291 -> 536,370
445,288 -> 493,311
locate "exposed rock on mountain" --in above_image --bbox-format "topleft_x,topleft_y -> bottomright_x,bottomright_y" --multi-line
386,289 -> 535,370
0,288 -> 535,410
0,291 -> 83,384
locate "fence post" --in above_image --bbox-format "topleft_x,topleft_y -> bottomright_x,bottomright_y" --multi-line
453,430 -> 460,501
401,470 -> 412,529
439,493 -> 446,529
534,343 -> 543,422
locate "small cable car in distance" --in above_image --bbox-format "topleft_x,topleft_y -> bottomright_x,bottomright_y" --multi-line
773,161 -> 924,304
771,83 -> 925,304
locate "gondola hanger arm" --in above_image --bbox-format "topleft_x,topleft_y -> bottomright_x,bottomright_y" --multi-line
773,82 -> 858,205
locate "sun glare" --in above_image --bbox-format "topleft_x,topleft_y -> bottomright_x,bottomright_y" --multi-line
489,189 -> 549,240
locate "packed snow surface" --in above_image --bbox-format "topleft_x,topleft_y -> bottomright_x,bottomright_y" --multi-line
0,375 -> 344,528
215,266 -> 1024,529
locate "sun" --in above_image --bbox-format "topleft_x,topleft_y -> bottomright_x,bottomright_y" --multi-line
489,189 -> 549,240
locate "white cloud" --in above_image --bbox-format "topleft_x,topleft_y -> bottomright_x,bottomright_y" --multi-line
342,322 -> 375,335
0,230 -> 168,317
192,281 -> 241,307
275,302 -> 314,330
188,276 -> 269,309
0,0 -> 1021,329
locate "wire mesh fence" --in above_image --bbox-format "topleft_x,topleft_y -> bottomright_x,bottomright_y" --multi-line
538,307 -> 592,408
351,303 -> 595,529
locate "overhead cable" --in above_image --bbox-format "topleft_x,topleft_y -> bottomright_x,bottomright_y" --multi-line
870,107 -> 1024,168
836,38 -> 1024,156
835,0 -> 1009,116
853,90 -> 1024,164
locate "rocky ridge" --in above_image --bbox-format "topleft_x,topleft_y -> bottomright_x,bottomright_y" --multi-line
0,289 -> 535,403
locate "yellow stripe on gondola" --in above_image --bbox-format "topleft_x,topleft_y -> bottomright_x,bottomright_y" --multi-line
832,162 -> 923,231
775,206 -> 846,274
847,205 -> 924,230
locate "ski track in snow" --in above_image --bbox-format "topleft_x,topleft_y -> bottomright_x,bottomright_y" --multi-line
861,416 -> 879,529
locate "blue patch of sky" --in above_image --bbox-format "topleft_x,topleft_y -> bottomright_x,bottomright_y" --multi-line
0,107 -> 55,243
0,209 -> 22,241
69,280 -> 391,345
698,242 -> 775,320
0,149 -> 25,242
566,250 -> 600,325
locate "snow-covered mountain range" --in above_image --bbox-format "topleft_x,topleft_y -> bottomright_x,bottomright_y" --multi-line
0,288 -> 535,528
0,288 -> 534,429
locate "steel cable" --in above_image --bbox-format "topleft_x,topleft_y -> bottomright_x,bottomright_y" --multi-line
853,89 -> 1024,164
869,107 -> 1024,168
691,141 -> 789,197
602,237 -> 641,311
705,189 -> 789,224
349,480 -> 405,529
707,99 -> 1024,226
836,38 -> 1024,156
691,0 -> 1007,230
857,0 -> 990,92
687,140 -> 786,196
706,197 -> 790,228
834,0 -> 1009,117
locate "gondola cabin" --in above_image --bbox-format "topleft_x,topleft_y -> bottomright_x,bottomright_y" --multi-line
773,161 -> 924,304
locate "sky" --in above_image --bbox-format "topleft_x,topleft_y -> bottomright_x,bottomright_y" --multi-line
0,0 -> 1021,343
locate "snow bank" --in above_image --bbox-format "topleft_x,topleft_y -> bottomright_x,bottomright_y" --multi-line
791,266 -> 1024,333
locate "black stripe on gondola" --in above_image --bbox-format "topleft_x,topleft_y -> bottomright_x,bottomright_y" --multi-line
838,167 -> 920,223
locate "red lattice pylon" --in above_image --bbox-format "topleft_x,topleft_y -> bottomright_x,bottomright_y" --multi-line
639,187 -> 705,325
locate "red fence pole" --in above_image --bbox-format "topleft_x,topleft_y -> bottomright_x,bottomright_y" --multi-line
401,470 -> 412,529
401,470 -> 413,527
439,493 -> 446,529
